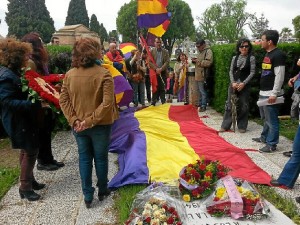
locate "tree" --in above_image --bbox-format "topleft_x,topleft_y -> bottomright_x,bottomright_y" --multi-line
99,23 -> 108,43
292,15 -> 300,40
116,0 -> 195,54
108,30 -> 119,42
5,0 -> 55,42
280,27 -> 293,39
249,13 -> 269,39
197,0 -> 255,43
116,1 -> 138,43
163,0 -> 195,54
65,0 -> 89,28
90,14 -> 101,34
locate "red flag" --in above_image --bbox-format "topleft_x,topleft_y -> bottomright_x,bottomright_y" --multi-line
139,34 -> 158,94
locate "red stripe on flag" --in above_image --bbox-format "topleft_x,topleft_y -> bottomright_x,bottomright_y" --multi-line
168,105 -> 272,185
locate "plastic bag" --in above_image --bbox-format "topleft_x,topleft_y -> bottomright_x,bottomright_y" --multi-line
205,175 -> 270,220
125,184 -> 188,225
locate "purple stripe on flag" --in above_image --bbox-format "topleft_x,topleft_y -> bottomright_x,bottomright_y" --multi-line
137,13 -> 170,28
109,108 -> 149,188
113,75 -> 133,107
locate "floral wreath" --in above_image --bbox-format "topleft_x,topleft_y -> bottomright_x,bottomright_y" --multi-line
206,177 -> 269,220
22,69 -> 65,110
179,157 -> 230,202
125,197 -> 183,225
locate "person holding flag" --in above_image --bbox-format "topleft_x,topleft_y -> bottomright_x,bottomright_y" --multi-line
148,37 -> 170,106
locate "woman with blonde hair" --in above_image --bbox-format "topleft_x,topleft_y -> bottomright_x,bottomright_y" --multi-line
59,38 -> 119,208
0,37 -> 46,201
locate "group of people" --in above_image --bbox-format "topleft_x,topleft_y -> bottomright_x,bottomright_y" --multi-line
0,29 -> 299,208
0,33 -> 65,201
218,30 -> 300,203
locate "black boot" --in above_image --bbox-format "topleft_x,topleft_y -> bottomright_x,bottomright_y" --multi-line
98,189 -> 111,201
32,180 -> 46,190
19,189 -> 41,201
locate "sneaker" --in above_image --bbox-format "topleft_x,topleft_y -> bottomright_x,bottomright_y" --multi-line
283,151 -> 292,157
259,145 -> 277,153
252,137 -> 266,143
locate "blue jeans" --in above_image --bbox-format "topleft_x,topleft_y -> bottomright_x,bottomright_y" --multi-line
277,125 -> 300,188
196,81 -> 207,108
260,103 -> 280,147
73,125 -> 112,201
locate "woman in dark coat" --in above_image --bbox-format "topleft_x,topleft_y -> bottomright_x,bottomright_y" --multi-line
0,37 -> 45,201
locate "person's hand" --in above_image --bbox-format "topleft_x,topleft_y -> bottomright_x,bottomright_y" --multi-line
73,120 -> 87,132
232,82 -> 238,90
237,82 -> 245,92
156,68 -> 162,74
288,75 -> 298,87
268,96 -> 277,104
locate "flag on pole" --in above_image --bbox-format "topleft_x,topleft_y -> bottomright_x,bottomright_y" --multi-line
137,0 -> 171,28
119,43 -> 137,60
139,34 -> 158,93
147,19 -> 170,46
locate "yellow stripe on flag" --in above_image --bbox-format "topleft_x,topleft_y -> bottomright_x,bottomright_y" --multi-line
138,0 -> 168,15
135,104 -> 199,183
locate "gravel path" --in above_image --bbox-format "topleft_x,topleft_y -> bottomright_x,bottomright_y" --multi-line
0,105 -> 298,225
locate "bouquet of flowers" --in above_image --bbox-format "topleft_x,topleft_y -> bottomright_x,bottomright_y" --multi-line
205,176 -> 270,220
125,185 -> 187,225
21,69 -> 65,110
179,158 -> 230,202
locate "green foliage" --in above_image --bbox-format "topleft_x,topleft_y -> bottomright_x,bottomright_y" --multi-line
47,45 -> 72,74
255,185 -> 300,225
116,0 -> 138,42
164,0 -> 195,54
65,0 -> 89,28
249,13 -> 269,39
211,43 -> 300,117
5,0 -> 55,42
99,23 -> 109,43
90,14 -> 101,36
0,167 -> 20,200
197,0 -> 254,43
116,0 -> 195,53
292,15 -> 300,39
114,184 -> 147,223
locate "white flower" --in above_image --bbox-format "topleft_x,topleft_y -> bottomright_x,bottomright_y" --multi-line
153,210 -> 161,218
144,203 -> 152,210
142,209 -> 151,217
150,218 -> 160,225
152,204 -> 159,210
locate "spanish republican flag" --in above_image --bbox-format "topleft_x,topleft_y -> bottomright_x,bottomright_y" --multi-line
137,0 -> 171,28
147,19 -> 170,46
108,105 -> 271,188
119,43 -> 137,60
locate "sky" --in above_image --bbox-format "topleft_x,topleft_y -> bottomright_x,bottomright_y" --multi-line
0,0 -> 299,38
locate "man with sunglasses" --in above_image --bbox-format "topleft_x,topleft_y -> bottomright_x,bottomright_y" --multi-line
149,37 -> 170,105
192,39 -> 213,112
252,30 -> 286,153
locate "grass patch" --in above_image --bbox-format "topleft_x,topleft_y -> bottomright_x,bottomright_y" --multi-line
0,167 -> 20,199
114,184 -> 146,223
255,184 -> 300,224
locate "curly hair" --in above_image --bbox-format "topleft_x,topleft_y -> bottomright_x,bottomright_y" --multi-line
71,38 -> 101,68
0,37 -> 32,72
21,32 -> 49,74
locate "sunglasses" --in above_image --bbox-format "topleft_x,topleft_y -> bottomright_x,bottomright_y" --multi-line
240,45 -> 249,49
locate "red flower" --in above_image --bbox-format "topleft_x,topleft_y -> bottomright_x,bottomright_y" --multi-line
199,164 -> 206,170
145,217 -> 151,223
167,216 -> 174,224
205,171 -> 212,178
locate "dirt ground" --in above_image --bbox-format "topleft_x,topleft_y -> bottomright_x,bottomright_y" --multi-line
0,139 -> 19,168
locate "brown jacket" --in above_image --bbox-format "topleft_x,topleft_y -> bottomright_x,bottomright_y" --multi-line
149,47 -> 170,74
59,65 -> 119,128
195,46 -> 213,81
